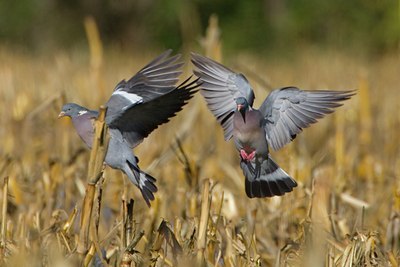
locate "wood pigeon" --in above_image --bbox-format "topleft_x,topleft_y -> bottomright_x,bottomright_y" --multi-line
191,53 -> 355,198
59,50 -> 199,206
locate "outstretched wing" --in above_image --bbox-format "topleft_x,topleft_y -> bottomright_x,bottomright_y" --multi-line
191,53 -> 255,140
259,87 -> 355,151
106,50 -> 184,124
114,49 -> 183,95
107,77 -> 199,148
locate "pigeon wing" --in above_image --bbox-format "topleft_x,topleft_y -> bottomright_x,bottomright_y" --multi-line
191,53 -> 255,140
106,50 -> 184,124
106,77 -> 199,148
259,87 -> 355,151
114,49 -> 183,95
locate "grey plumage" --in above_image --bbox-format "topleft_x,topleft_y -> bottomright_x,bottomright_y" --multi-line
60,50 -> 199,206
192,53 -> 355,198
191,54 -> 255,140
107,76 -> 199,148
259,87 -> 354,151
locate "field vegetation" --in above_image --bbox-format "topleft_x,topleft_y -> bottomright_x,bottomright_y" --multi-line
0,17 -> 399,266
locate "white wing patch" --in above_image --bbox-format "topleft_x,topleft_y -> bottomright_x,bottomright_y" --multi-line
139,173 -> 146,188
112,90 -> 143,105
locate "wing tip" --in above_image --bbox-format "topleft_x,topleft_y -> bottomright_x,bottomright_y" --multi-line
190,52 -> 233,74
159,49 -> 181,61
177,75 -> 201,94
141,49 -> 183,73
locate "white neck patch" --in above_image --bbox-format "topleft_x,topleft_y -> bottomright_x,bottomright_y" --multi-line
78,110 -> 88,116
113,90 -> 143,105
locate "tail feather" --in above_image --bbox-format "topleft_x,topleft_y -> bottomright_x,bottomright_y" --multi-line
240,156 -> 297,198
126,161 -> 158,207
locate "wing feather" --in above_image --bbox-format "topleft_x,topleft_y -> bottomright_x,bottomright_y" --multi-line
260,87 -> 355,150
106,50 -> 185,125
107,77 -> 199,148
113,50 -> 184,98
191,53 -> 255,140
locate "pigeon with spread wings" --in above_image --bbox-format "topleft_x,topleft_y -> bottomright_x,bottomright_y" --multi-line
59,50 -> 199,206
191,53 -> 354,198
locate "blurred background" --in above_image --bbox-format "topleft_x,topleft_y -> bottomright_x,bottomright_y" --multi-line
1,0 -> 399,55
0,1 -> 399,266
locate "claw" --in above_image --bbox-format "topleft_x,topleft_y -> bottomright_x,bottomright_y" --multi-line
240,149 -> 256,161
240,149 -> 247,160
248,150 -> 256,160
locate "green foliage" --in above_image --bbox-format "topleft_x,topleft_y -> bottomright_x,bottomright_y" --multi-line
0,0 -> 37,42
0,0 -> 398,54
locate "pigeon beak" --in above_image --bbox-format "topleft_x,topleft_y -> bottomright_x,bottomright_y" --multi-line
240,108 -> 246,122
237,104 -> 246,122
58,111 -> 66,119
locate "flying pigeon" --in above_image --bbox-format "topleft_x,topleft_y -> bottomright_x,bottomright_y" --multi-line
59,50 -> 199,206
191,53 -> 354,198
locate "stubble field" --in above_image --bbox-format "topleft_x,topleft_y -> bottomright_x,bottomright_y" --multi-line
0,36 -> 399,266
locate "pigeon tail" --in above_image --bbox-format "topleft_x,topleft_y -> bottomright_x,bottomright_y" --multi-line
240,156 -> 297,198
126,161 -> 158,207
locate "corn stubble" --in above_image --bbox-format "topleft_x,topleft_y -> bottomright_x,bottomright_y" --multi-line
0,17 -> 399,267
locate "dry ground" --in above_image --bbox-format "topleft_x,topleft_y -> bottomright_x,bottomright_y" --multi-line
0,42 -> 399,266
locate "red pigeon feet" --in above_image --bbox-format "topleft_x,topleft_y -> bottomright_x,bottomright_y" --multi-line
240,149 -> 256,161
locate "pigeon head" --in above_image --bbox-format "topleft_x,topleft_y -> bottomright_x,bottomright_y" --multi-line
235,97 -> 249,111
59,103 -> 88,118
235,97 -> 249,121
